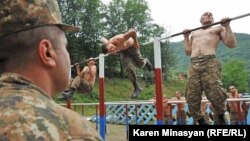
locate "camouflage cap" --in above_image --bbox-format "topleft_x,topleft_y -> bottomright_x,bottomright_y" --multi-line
0,0 -> 80,37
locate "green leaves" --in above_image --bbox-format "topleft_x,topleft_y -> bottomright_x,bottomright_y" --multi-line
222,59 -> 249,92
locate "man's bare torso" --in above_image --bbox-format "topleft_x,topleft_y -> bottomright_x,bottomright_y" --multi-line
107,34 -> 134,53
228,93 -> 243,112
81,65 -> 96,86
191,26 -> 223,57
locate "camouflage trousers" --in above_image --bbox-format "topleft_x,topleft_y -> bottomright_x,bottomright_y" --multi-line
185,55 -> 227,121
70,76 -> 92,93
120,47 -> 149,90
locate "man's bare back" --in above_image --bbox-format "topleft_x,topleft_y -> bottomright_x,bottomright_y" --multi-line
101,28 -> 140,54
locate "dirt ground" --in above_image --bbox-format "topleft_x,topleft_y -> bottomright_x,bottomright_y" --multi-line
90,122 -> 128,141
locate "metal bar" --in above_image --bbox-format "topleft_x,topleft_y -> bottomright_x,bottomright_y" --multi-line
141,40 -> 153,46
159,12 -> 250,41
71,50 -> 121,68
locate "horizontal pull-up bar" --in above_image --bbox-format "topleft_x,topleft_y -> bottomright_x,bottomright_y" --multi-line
159,12 -> 250,41
141,12 -> 250,46
72,12 -> 250,67
70,50 -> 120,67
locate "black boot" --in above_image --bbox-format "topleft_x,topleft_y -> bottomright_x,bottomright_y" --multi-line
58,87 -> 75,101
131,87 -> 142,99
197,117 -> 208,125
218,114 -> 227,125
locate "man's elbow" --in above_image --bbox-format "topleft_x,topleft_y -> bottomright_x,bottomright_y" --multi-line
185,51 -> 191,56
225,36 -> 237,48
227,41 -> 237,48
232,41 -> 237,48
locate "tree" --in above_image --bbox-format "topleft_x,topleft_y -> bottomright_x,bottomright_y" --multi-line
222,59 -> 249,92
58,0 -> 104,76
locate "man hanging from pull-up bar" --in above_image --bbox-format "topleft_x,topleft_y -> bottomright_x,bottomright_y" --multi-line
59,58 -> 97,100
101,28 -> 153,98
183,11 -> 237,125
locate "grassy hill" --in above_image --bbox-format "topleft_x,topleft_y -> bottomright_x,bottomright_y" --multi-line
170,33 -> 250,72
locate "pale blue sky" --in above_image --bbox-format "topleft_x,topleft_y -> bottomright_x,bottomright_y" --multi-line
102,0 -> 250,42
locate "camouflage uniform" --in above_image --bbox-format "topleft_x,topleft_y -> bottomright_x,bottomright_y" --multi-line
185,55 -> 227,121
0,73 -> 102,141
120,46 -> 151,93
0,0 -> 79,37
70,76 -> 93,93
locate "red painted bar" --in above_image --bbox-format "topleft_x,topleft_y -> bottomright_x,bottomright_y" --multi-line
155,68 -> 163,121
66,98 -> 71,109
99,77 -> 105,116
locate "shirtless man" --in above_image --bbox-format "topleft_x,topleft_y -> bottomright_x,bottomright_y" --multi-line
227,86 -> 245,125
101,28 -> 152,98
183,11 -> 236,125
153,95 -> 173,125
172,91 -> 186,125
60,58 -> 97,100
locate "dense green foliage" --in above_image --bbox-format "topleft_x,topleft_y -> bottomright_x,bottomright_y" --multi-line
222,59 -> 249,92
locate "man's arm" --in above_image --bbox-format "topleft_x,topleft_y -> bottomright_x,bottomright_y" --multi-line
90,65 -> 97,78
226,102 -> 231,112
220,17 -> 237,48
100,37 -> 109,45
75,63 -> 81,76
88,64 -> 96,77
123,28 -> 140,48
80,66 -> 88,77
183,29 -> 192,56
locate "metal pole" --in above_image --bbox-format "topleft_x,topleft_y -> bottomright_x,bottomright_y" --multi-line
71,51 -> 113,68
159,12 -> 250,41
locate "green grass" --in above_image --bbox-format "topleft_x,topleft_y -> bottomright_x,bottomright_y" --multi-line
55,77 -> 187,115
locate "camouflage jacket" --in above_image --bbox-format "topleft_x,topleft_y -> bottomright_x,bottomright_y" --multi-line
0,73 -> 102,141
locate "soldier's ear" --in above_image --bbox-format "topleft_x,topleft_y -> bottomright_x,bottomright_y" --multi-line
38,39 -> 56,67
